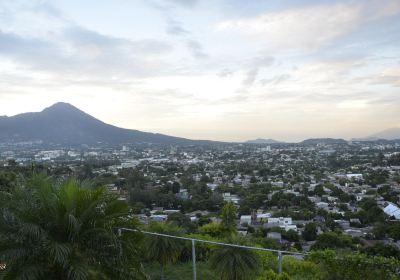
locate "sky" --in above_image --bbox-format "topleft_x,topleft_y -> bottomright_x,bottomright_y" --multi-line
0,0 -> 399,142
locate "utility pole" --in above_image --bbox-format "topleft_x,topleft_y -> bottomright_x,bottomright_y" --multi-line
192,239 -> 197,280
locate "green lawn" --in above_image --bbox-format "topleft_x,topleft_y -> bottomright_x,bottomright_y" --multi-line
145,261 -> 219,280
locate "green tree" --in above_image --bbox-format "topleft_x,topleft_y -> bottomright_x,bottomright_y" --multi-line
0,175 -> 145,279
199,222 -> 225,238
144,222 -> 184,280
0,171 -> 17,193
209,238 -> 260,280
311,232 -> 354,250
258,270 -> 292,280
221,202 -> 237,235
303,223 -> 318,241
307,250 -> 400,280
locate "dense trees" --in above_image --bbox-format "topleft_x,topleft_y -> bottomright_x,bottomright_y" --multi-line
0,175 -> 145,279
303,223 -> 317,241
307,250 -> 400,280
311,232 -> 356,250
0,171 -> 17,193
0,172 -> 400,280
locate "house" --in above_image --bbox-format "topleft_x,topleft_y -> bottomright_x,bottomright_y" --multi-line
222,192 -> 240,204
268,217 -> 292,225
266,217 -> 297,232
383,202 -> 400,220
150,215 -> 168,222
316,202 -> 329,209
240,215 -> 252,225
256,213 -> 271,222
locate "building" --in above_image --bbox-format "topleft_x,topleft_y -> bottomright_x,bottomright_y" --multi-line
383,202 -> 400,220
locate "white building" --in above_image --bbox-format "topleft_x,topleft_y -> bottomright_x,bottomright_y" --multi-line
240,215 -> 252,225
223,193 -> 240,204
268,217 -> 292,225
383,202 -> 400,220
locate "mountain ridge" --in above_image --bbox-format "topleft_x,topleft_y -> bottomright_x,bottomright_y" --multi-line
0,102 -> 216,146
245,138 -> 282,144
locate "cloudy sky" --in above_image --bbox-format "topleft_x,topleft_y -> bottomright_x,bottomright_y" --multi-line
0,0 -> 399,142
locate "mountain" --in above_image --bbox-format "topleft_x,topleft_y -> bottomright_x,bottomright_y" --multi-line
245,138 -> 282,144
0,102 -> 214,146
300,138 -> 348,145
368,127 -> 400,140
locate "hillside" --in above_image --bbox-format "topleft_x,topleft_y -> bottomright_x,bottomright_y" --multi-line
245,138 -> 282,144
0,102 -> 213,146
369,127 -> 400,140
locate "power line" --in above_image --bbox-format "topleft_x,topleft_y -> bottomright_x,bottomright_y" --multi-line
118,227 -> 306,256
118,227 -> 306,280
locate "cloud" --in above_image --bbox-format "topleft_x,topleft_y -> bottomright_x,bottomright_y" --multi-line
242,56 -> 274,86
186,40 -> 208,59
166,19 -> 189,36
260,74 -> 290,85
217,68 -> 234,77
0,26 -> 174,79
64,26 -> 172,55
216,1 -> 400,51
168,0 -> 198,8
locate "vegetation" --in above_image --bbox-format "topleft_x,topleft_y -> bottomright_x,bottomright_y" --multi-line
209,238 -> 260,280
1,170 -> 400,279
144,222 -> 184,280
0,175 -> 145,279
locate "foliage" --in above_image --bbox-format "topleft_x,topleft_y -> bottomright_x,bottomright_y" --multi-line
307,250 -> 400,280
198,222 -> 226,238
311,232 -> 355,250
0,174 -> 145,280
0,171 -> 17,193
282,257 -> 322,280
363,242 -> 400,259
145,261 -> 218,280
144,222 -> 184,280
220,202 -> 237,235
209,237 -> 261,280
302,223 -> 317,241
258,270 -> 292,280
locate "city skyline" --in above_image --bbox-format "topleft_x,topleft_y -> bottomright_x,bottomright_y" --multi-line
1,0 -> 399,141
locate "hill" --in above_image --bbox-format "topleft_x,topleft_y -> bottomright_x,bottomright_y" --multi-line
369,127 -> 400,140
0,102 -> 214,146
245,138 -> 282,144
300,138 -> 348,145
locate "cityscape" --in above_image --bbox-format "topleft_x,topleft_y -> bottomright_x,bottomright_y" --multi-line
1,0 -> 400,279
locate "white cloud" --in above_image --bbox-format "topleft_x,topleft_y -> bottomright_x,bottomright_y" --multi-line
216,1 -> 400,51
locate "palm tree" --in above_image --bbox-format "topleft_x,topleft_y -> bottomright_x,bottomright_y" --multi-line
209,237 -> 260,280
144,222 -> 184,280
0,174 -> 146,279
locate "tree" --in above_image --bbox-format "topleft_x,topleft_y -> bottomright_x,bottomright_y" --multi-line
221,202 -> 237,235
209,238 -> 260,280
363,242 -> 400,259
258,270 -> 292,280
307,250 -> 400,280
311,232 -> 355,250
282,230 -> 299,242
199,222 -> 225,238
144,222 -> 184,280
303,223 -> 318,241
168,212 -> 196,233
0,171 -> 17,193
0,174 -> 145,279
